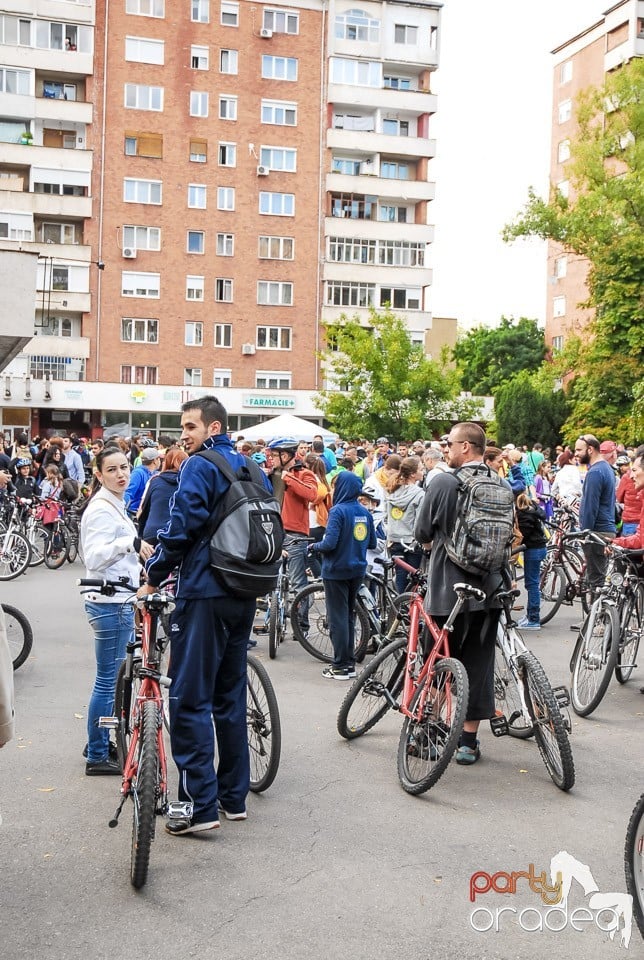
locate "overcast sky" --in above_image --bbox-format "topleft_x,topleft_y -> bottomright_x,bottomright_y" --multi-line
429,0 -> 609,330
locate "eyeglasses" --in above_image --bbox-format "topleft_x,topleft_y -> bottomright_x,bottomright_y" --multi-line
446,439 -> 467,448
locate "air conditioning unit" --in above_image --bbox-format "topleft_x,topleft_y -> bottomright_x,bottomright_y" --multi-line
256,164 -> 269,176
123,246 -> 137,259
260,28 -> 273,38
241,343 -> 256,355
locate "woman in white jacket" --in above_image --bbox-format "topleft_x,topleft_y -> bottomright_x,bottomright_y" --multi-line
80,446 -> 153,775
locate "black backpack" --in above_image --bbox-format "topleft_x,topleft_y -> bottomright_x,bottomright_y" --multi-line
444,464 -> 515,576
197,450 -> 284,598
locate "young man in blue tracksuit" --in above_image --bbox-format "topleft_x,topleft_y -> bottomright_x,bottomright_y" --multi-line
309,471 -> 376,680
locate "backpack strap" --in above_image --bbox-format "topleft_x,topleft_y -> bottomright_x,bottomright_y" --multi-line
197,448 -> 240,484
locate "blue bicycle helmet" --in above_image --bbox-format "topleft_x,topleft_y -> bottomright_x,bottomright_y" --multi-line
16,458 -> 32,468
138,437 -> 156,448
266,437 -> 299,454
251,451 -> 267,464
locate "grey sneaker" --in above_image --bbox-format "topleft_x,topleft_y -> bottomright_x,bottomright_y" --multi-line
321,666 -> 356,680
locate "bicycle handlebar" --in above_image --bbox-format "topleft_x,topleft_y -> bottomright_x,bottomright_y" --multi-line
561,529 -> 611,546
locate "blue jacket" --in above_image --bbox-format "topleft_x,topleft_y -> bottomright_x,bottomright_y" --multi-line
145,434 -> 272,598
579,459 -> 617,534
138,470 -> 180,545
124,464 -> 156,513
309,472 -> 377,580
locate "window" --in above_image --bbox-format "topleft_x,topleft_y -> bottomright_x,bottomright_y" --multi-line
30,356 -> 85,381
125,36 -> 164,63
0,15 -> 31,46
219,95 -> 237,119
190,138 -> 207,162
124,131 -> 163,158
259,147 -> 296,172
557,140 -> 570,163
330,57 -> 381,87
52,266 -> 69,290
192,0 -> 209,23
328,236 -> 376,264
121,317 -> 159,342
379,204 -> 408,223
216,233 -> 234,255
187,230 -> 204,253
554,255 -> 567,279
261,99 -> 297,126
217,187 -> 235,210
258,235 -> 294,259
384,75 -> 411,90
221,2 -> 239,26
186,275 -> 204,300
257,326 -> 291,349
263,9 -> 299,34
259,192 -> 294,216
558,99 -> 572,124
40,222 -> 76,244
334,10 -> 379,42
122,225 -> 161,250
190,91 -> 208,117
378,239 -> 424,267
215,278 -> 233,301
331,157 -> 361,175
184,367 -> 202,386
0,218 -> 32,241
256,371 -> 291,389
553,296 -> 566,318
552,335 -> 564,352
121,271 -> 160,297
257,281 -> 293,305
334,113 -> 375,131
220,48 -> 238,73
120,365 -> 158,385
126,0 -> 165,16
35,22 -> 92,53
331,193 -> 376,221
326,281 -> 375,307
124,83 -> 163,111
382,118 -> 409,136
185,321 -> 203,346
560,61 -> 572,84
123,178 -> 162,204
42,80 -> 77,100
213,368 -> 232,388
218,142 -> 236,166
191,45 -> 209,69
394,23 -> 417,44
379,286 -> 421,310
381,161 -> 409,180
0,68 -> 29,95
557,179 -> 569,198
215,323 -> 232,347
261,55 -> 298,81
188,184 -> 206,208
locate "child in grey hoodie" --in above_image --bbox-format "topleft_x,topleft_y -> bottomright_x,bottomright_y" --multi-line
386,457 -> 425,593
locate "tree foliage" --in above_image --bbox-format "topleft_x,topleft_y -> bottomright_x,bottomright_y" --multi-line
504,58 -> 644,440
452,316 -> 546,395
495,369 -> 569,450
316,308 -> 481,439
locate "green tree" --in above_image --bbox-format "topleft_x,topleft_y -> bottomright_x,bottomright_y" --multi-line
495,369 -> 569,450
504,58 -> 644,440
316,308 -> 480,439
452,316 -> 546,395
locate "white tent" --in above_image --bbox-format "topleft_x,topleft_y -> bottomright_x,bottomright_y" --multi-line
231,414 -> 336,443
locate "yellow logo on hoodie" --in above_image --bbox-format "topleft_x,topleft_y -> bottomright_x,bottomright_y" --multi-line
354,519 -> 368,542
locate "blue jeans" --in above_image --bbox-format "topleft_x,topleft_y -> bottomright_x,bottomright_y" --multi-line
323,576 -> 362,670
526,546 -> 547,624
285,533 -> 310,630
390,543 -> 423,594
84,602 -> 134,763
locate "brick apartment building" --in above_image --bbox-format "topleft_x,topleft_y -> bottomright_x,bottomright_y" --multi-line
0,0 -> 440,439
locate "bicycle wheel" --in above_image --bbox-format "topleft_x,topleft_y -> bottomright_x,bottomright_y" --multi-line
397,656 -> 469,796
44,525 -> 69,569
0,531 -> 31,580
130,699 -> 159,890
337,636 -> 407,739
616,583 -> 643,684
66,531 -> 78,564
625,791 -> 644,940
247,655 -> 281,793
539,553 -> 565,625
2,603 -> 33,670
518,652 -> 574,791
268,594 -> 280,660
114,658 -> 142,772
290,582 -> 369,663
26,523 -> 48,567
570,602 -> 620,717
493,640 -> 533,739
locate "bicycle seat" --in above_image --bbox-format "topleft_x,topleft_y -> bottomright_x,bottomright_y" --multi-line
494,588 -> 521,603
453,583 -> 486,603
373,557 -> 395,569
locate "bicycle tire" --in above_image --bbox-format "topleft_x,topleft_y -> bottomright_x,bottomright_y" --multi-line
0,531 -> 31,581
493,640 -> 534,739
66,534 -> 78,564
2,603 -> 33,670
130,699 -> 159,889
268,595 -> 280,660
397,656 -> 469,796
570,602 -> 620,717
625,791 -> 644,940
337,636 -> 407,739
26,523 -> 48,567
290,581 -> 369,664
539,553 -> 565,625
115,659 -> 142,772
616,582 -> 643,685
44,525 -> 69,569
518,652 -> 575,791
247,655 -> 281,793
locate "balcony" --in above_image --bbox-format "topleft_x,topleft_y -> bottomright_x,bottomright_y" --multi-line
324,217 -> 434,244
22,335 -> 90,359
9,239 -> 91,261
327,128 -> 436,160
321,303 -> 432,330
329,82 -> 437,114
326,172 -> 434,202
0,187 -> 92,219
0,44 -> 93,77
34,289 -> 90,313
35,97 -> 92,125
323,262 -> 433,288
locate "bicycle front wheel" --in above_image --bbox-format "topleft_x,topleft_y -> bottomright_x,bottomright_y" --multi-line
616,583 -> 643,684
0,532 -> 31,580
570,603 -> 619,717
268,594 -> 280,660
130,699 -> 159,890
247,655 -> 281,793
115,659 -> 142,771
493,640 -> 534,739
625,791 -> 644,941
519,652 -> 574,791
290,581 -> 369,664
26,523 -> 49,567
44,526 -> 69,569
397,657 -> 469,796
539,553 -> 565,625
2,603 -> 33,670
337,637 -> 406,739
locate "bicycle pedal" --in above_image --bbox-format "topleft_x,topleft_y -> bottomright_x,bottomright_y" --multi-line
552,685 -> 571,709
167,800 -> 193,821
98,715 -> 118,729
489,715 -> 509,737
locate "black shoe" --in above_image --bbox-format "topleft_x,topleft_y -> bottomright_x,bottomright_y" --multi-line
85,757 -> 121,776
82,741 -> 118,761
165,817 -> 220,836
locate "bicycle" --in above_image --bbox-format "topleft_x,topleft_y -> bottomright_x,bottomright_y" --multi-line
2,602 -> 34,670
624,790 -> 644,940
42,506 -> 71,569
61,500 -> 82,564
491,587 -> 575,791
539,515 -> 591,625
0,496 -> 31,580
290,577 -> 370,664
14,497 -> 49,567
266,536 -> 313,659
246,654 -> 281,791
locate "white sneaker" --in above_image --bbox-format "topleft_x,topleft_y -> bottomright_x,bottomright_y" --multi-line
219,809 -> 247,821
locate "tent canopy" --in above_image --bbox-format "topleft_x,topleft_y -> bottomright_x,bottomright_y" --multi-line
231,414 -> 336,443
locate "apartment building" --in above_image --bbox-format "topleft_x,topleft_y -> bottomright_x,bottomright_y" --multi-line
0,0 -> 441,439
547,0 -> 643,355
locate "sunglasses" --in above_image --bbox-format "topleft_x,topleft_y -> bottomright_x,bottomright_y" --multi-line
446,439 -> 467,448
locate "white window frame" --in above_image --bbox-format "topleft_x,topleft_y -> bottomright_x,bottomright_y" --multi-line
259,192 -> 295,216
259,146 -> 297,172
124,83 -> 163,111
379,286 -> 421,310
0,67 -> 30,95
126,0 -> 165,16
557,139 -> 571,163
123,178 -> 162,205
558,99 -> 572,124
191,0 -> 209,23
261,99 -> 297,126
121,271 -> 160,298
382,117 -> 409,137
219,48 -> 238,74
213,368 -> 232,388
215,323 -> 232,348
334,10 -> 379,42
326,280 -> 375,308
185,321 -> 203,346
557,179 -> 570,198
394,23 -> 418,44
125,36 -> 164,64
184,367 -> 202,386
219,95 -> 237,120
256,325 -> 292,350
329,57 -> 381,87
191,44 -> 209,69
221,2 -> 239,27
217,187 -> 235,211
256,371 -> 291,389
216,233 -> 234,256
258,235 -> 294,260
187,230 -> 205,254
40,222 -> 76,244
188,183 -> 207,208
122,225 -> 161,250
215,277 -> 233,302
257,281 -> 293,306
261,55 -> 298,81
186,275 -> 205,300
554,256 -> 567,279
263,8 -> 299,34
553,296 -> 566,318
218,141 -> 236,166
560,61 -> 572,84
121,365 -> 158,385
121,317 -> 159,343
552,335 -> 564,352
190,91 -> 209,117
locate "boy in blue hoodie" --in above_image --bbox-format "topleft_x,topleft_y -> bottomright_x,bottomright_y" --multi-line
308,471 -> 377,679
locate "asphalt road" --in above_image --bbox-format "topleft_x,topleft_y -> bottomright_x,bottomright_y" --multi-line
1,563 -> 642,960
